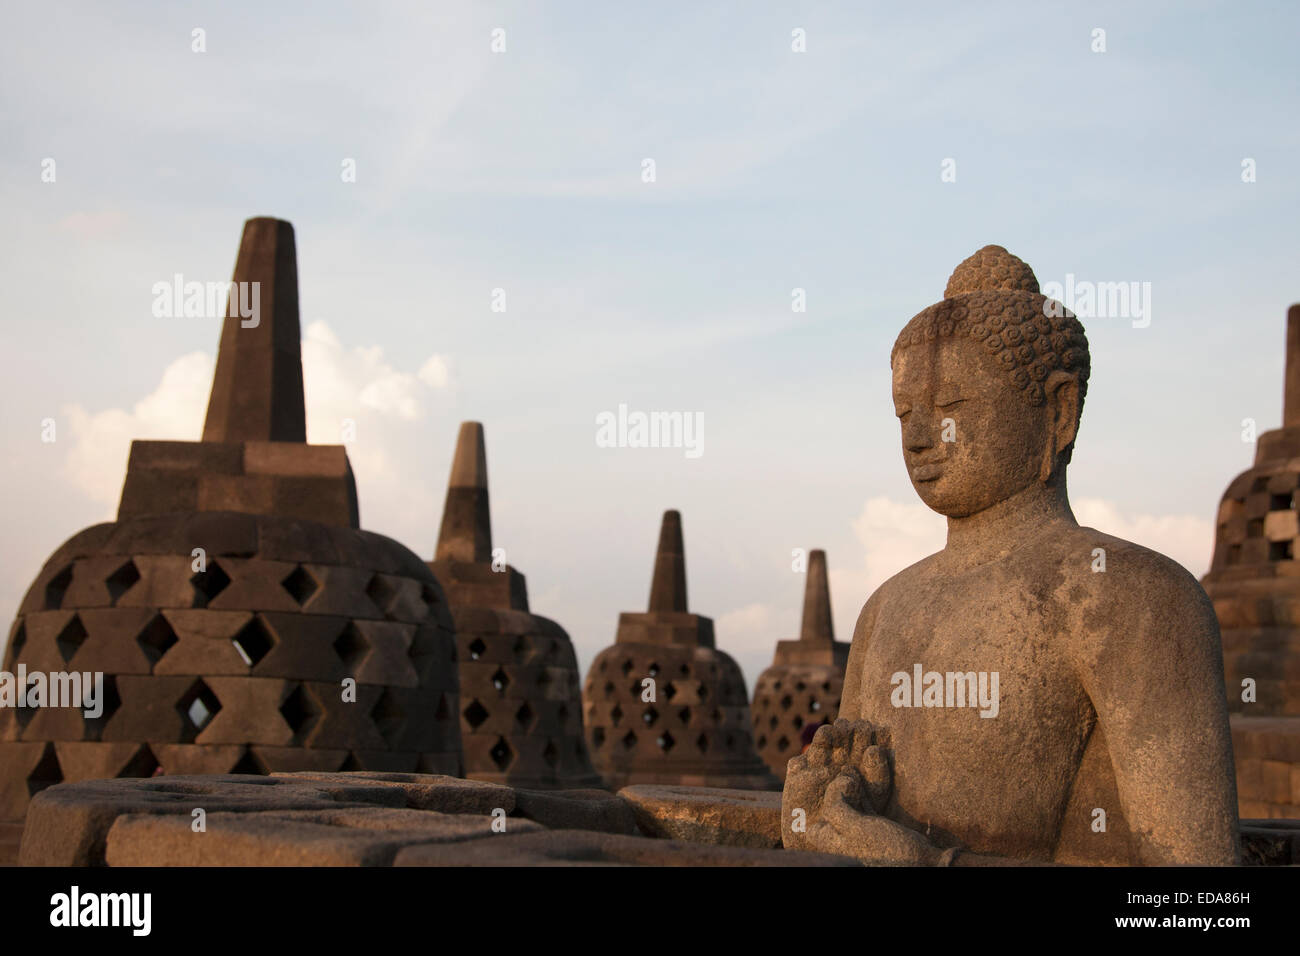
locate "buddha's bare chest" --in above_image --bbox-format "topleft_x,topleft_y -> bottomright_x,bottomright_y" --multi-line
850,571 -> 1094,778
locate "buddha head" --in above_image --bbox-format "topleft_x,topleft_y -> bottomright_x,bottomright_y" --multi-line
890,246 -> 1092,518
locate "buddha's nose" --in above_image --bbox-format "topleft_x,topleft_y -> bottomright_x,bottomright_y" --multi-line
903,414 -> 934,452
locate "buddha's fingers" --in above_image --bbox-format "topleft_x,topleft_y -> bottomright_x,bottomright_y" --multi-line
781,758 -> 824,850
818,772 -> 946,866
858,745 -> 892,813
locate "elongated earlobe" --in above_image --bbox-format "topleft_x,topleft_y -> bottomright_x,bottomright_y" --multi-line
1039,371 -> 1080,482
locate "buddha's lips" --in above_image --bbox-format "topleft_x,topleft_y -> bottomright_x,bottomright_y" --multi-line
910,460 -> 944,482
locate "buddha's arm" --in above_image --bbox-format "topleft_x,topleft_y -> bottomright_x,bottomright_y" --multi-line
1074,561 -> 1240,865
783,592 -> 958,865
837,590 -> 882,721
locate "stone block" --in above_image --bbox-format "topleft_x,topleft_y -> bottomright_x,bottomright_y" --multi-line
56,556 -> 129,610
179,512 -> 261,558
204,557 -> 302,612
195,475 -> 276,515
105,807 -> 533,866
272,477 -> 357,527
393,829 -> 862,866
252,612 -> 349,682
1265,510 -> 1299,542
273,771 -> 516,814
366,574 -> 430,623
70,607 -> 161,673
115,555 -> 201,609
198,677 -> 295,745
18,774 -> 402,866
117,470 -> 199,521
344,750 -> 421,772
619,784 -> 783,847
1240,820 -> 1300,865
251,746 -> 348,774
127,440 -> 244,475
102,675 -> 199,743
350,620 -> 419,687
254,518 -> 341,565
152,744 -> 248,775
512,788 -> 637,834
153,609 -> 254,676
0,742 -> 62,818
53,741 -> 148,782
297,564 -> 383,618
243,442 -> 349,478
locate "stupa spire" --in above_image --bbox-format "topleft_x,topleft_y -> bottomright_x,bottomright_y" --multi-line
799,549 -> 834,643
435,421 -> 492,563
647,510 -> 687,613
1284,305 -> 1300,428
201,217 -> 306,443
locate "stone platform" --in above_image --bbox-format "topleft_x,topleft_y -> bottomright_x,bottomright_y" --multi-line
0,820 -> 22,867
12,774 -> 1298,866
15,774 -> 856,867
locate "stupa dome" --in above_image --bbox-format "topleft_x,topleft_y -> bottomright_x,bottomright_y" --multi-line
0,218 -> 461,819
582,511 -> 778,790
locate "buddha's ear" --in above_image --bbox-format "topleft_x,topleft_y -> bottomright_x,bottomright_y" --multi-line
1039,370 -> 1080,482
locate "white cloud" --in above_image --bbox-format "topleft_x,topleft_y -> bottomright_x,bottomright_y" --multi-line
60,323 -> 454,512
62,350 -> 212,509
418,354 -> 452,390
716,601 -> 780,654
833,496 -> 947,604
1072,497 -> 1213,578
829,496 -> 1214,634
55,208 -> 129,239
302,321 -> 449,434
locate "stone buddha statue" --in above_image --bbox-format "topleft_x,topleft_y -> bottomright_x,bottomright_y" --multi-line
782,246 -> 1239,865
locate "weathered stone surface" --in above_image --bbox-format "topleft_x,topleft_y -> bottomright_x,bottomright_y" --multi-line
513,788 -> 638,835
393,829 -> 862,867
274,771 -> 516,815
583,511 -> 779,792
1239,819 -> 1300,865
105,807 -> 540,866
0,218 -> 463,819
619,784 -> 781,847
1201,304 -> 1300,819
201,217 -> 304,445
752,549 -> 850,781
784,247 -> 1240,867
0,821 -> 22,868
18,772 -> 403,866
427,422 -> 601,789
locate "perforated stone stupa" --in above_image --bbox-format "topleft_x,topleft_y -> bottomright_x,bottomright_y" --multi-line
0,217 -> 462,820
582,511 -> 778,791
1202,303 -> 1300,818
751,550 -> 849,781
427,422 -> 601,789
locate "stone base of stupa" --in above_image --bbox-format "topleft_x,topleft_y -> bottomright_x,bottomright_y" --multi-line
1232,716 -> 1300,818
751,640 -> 849,782
583,622 -> 781,793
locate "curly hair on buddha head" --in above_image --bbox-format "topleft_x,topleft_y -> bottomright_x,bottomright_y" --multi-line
891,245 -> 1091,412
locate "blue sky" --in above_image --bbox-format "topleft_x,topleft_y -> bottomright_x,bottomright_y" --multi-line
1,1 -> 1297,686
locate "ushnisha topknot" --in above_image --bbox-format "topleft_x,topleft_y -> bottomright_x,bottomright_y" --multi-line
944,243 -> 1040,296
891,245 -> 1091,411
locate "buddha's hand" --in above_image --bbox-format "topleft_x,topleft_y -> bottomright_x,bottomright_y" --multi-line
782,719 -> 951,866
781,719 -> 891,849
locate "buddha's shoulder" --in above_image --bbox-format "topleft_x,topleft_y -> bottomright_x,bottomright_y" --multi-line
1047,525 -> 1212,615
863,551 -> 945,610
